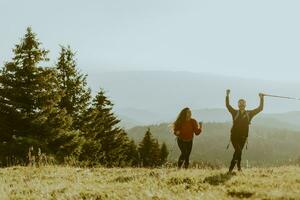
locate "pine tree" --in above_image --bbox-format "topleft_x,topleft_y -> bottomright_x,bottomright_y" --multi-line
159,142 -> 169,165
138,128 -> 153,167
151,139 -> 161,166
56,46 -> 91,130
80,89 -> 131,166
124,139 -> 139,167
138,128 -> 161,167
0,27 -> 80,165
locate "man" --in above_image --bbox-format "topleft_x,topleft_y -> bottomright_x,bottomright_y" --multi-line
226,89 -> 264,172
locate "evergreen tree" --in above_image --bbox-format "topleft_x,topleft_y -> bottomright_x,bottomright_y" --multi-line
80,89 -> 131,166
159,142 -> 169,165
138,128 -> 153,167
0,27 -> 80,165
56,46 -> 91,129
124,139 -> 139,167
151,139 -> 161,166
138,128 -> 161,167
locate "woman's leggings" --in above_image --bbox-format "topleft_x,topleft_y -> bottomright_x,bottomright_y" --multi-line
229,135 -> 247,171
177,138 -> 193,168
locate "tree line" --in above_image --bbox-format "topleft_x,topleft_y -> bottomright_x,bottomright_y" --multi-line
0,27 -> 168,167
128,122 -> 300,166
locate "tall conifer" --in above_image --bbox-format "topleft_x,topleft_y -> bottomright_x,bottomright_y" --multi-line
0,28 -> 80,165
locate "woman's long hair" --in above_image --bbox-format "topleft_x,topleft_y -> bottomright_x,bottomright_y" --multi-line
173,107 -> 190,130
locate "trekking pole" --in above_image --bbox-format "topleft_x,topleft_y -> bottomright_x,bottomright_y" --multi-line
226,138 -> 231,150
263,93 -> 300,101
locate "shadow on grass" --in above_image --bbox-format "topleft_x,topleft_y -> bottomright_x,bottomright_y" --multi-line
203,172 -> 234,186
113,175 -> 135,183
227,190 -> 254,198
167,177 -> 195,185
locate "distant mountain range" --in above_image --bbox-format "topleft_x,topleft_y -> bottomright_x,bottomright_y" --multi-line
85,70 -> 300,129
115,107 -> 300,131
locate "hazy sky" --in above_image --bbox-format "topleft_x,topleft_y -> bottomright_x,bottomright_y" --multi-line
1,0 -> 300,81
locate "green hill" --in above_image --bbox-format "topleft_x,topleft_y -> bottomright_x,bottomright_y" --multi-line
127,123 -> 300,166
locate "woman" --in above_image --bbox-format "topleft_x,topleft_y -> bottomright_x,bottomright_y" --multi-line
173,107 -> 202,169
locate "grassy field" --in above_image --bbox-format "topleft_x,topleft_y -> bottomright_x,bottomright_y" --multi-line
0,166 -> 300,200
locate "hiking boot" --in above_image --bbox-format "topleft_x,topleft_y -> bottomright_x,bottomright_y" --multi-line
229,161 -> 236,172
178,161 -> 184,169
184,163 -> 189,169
227,171 -> 236,175
237,165 -> 242,171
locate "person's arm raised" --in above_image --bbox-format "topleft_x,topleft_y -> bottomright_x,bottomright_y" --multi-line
225,89 -> 236,115
250,93 -> 264,117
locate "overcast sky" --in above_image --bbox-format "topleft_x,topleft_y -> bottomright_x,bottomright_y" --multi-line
1,0 -> 300,81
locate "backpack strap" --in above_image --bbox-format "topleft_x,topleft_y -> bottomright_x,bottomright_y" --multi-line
246,111 -> 251,124
234,111 -> 251,124
234,110 -> 240,121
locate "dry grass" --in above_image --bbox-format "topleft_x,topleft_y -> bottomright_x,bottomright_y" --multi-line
0,166 -> 300,199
